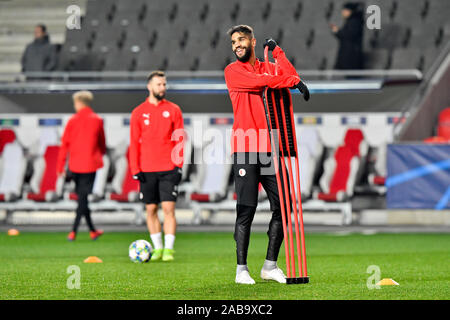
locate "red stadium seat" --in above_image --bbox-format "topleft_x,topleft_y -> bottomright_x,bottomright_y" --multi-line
316,146 -> 360,202
0,129 -> 16,154
27,146 -> 64,201
437,107 -> 450,140
369,175 -> 386,185
423,136 -> 448,144
424,108 -> 450,143
343,128 -> 368,157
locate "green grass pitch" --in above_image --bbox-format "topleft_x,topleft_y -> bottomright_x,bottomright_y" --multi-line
0,231 -> 449,300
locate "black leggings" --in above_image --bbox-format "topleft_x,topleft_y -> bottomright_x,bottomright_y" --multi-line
233,153 -> 289,265
235,204 -> 284,265
72,172 -> 96,232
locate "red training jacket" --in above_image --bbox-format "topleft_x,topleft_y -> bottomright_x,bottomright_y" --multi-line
129,98 -> 184,175
224,46 -> 300,153
57,106 -> 106,174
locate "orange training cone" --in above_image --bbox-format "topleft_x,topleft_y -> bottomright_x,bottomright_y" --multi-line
83,256 -> 103,263
8,229 -> 20,236
377,278 -> 399,286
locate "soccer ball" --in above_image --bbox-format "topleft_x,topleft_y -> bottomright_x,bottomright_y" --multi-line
129,240 -> 153,263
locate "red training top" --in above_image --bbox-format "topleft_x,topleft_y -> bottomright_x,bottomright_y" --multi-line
129,98 -> 184,175
57,106 -> 106,174
224,46 -> 300,153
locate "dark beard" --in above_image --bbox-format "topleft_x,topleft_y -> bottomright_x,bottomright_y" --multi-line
234,47 -> 251,62
154,92 -> 165,101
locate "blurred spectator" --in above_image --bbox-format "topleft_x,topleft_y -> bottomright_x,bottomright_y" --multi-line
21,24 -> 57,72
330,2 -> 364,69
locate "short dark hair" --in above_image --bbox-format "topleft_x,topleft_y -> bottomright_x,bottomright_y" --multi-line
147,70 -> 165,82
227,25 -> 254,38
36,24 -> 47,33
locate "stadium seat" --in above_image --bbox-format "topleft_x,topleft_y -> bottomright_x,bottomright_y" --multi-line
83,0 -> 116,33
38,128 -> 59,155
437,107 -> 450,140
102,47 -> 139,71
392,0 -> 428,27
294,147 -> 315,198
190,119 -> 233,203
135,50 -> 168,71
0,129 -> 16,154
0,142 -> 27,202
316,145 -> 360,202
343,128 -> 368,185
293,128 -> 324,198
108,150 -> 139,202
424,107 -> 450,143
57,43 -> 90,71
27,146 -> 64,202
343,128 -> 368,158
121,27 -> 156,53
369,23 -> 408,50
48,0 -> 450,72
368,144 -> 387,186
364,49 -> 390,69
391,48 -> 424,70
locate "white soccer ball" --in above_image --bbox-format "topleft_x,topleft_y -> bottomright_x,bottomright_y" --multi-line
129,240 -> 153,263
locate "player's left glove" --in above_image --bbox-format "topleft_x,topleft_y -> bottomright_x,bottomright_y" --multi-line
292,80 -> 310,101
133,172 -> 146,183
263,38 -> 277,51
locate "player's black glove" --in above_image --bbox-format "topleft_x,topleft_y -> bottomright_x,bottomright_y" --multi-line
263,38 -> 277,51
133,172 -> 146,183
292,80 -> 310,101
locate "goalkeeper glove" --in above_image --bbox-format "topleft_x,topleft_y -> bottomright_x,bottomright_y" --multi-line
293,81 -> 310,101
263,38 -> 277,51
133,172 -> 146,183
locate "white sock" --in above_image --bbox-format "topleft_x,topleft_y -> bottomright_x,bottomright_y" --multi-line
262,259 -> 277,271
150,232 -> 163,250
236,264 -> 249,275
164,234 -> 175,250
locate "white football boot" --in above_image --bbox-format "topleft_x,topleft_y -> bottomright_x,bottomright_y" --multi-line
235,270 -> 256,285
260,267 -> 287,283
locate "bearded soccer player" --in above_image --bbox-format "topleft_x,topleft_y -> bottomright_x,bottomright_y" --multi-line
224,25 -> 310,284
130,71 -> 184,262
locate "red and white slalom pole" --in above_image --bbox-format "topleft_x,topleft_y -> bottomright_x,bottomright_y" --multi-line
263,46 -> 308,284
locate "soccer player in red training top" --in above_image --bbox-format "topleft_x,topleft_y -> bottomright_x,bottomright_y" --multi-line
224,25 -> 310,284
57,90 -> 106,241
130,71 -> 184,262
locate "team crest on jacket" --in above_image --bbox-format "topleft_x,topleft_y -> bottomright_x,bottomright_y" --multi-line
162,111 -> 170,118
239,168 -> 246,177
143,113 -> 150,125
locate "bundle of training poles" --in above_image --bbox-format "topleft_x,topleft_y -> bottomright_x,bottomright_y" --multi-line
263,46 -> 309,284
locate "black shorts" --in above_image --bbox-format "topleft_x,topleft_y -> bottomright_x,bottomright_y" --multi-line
139,168 -> 182,204
72,172 -> 96,196
233,153 -> 290,211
